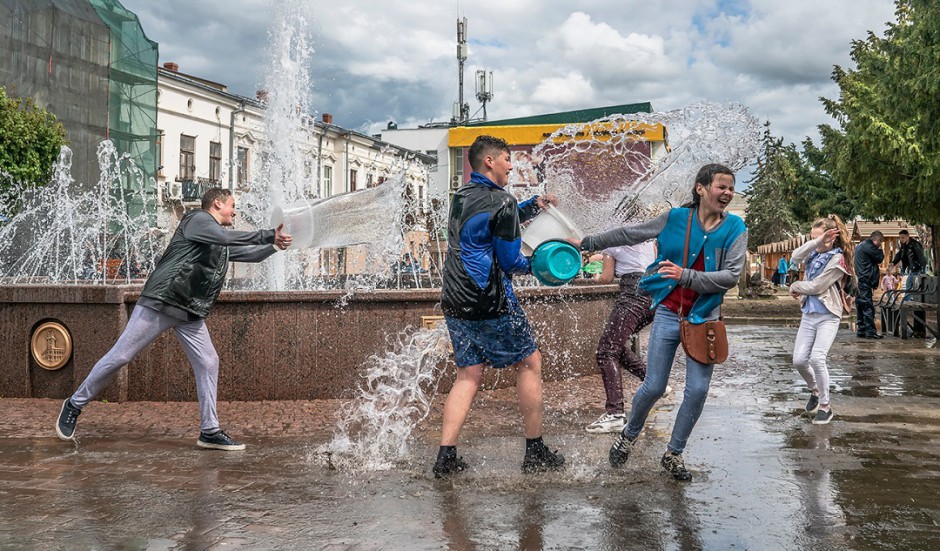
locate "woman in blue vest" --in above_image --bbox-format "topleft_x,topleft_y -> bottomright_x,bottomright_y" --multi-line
575,164 -> 748,481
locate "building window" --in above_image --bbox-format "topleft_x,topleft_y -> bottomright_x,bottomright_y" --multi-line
237,146 -> 250,189
209,141 -> 222,183
321,165 -> 333,197
349,169 -> 357,192
179,134 -> 195,180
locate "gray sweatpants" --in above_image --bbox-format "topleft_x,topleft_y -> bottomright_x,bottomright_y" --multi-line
71,305 -> 221,431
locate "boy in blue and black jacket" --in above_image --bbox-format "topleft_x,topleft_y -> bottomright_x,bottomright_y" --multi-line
433,135 -> 565,478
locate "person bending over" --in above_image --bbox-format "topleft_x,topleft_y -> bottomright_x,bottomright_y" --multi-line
56,187 -> 291,451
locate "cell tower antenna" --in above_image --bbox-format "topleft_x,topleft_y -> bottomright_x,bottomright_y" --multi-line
453,17 -> 469,125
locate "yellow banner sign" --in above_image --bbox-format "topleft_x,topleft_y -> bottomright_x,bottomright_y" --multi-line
448,121 -> 665,147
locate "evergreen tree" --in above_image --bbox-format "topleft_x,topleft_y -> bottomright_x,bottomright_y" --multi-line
820,0 -> 940,267
789,138 -> 860,223
744,122 -> 801,250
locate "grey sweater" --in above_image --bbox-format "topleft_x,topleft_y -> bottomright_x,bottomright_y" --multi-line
581,211 -> 748,295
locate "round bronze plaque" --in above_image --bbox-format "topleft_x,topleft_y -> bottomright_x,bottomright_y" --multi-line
30,321 -> 73,371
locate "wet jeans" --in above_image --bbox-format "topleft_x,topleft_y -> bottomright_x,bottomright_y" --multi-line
596,273 -> 654,414
624,306 -> 714,455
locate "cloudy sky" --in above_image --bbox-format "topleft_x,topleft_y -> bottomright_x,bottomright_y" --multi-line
120,0 -> 897,149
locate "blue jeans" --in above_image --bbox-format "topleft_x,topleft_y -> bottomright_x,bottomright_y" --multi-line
903,270 -> 925,301
624,306 -> 715,454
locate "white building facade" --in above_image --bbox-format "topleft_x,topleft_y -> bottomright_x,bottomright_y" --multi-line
154,63 -> 434,234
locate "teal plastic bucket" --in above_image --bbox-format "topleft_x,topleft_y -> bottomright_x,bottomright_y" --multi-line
530,240 -> 582,286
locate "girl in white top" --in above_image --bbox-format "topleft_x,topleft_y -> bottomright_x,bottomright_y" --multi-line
584,241 -> 670,434
788,215 -> 855,425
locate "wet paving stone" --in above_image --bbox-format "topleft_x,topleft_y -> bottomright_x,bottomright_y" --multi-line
1,326 -> 938,549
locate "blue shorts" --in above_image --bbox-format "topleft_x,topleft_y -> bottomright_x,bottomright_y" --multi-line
445,301 -> 538,369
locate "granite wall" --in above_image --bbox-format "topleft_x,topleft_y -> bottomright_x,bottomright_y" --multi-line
0,284 -> 617,401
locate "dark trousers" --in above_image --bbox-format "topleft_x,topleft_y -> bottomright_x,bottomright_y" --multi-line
856,284 -> 876,335
596,273 -> 655,414
904,270 -> 927,336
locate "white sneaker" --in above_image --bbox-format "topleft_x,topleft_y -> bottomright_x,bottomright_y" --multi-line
663,385 -> 674,397
585,413 -> 626,433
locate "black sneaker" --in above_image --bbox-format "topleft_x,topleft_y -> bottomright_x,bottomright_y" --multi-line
197,429 -> 246,451
609,433 -> 636,468
432,455 -> 468,478
661,452 -> 693,481
522,443 -> 566,474
805,394 -> 819,415
55,399 -> 81,441
812,408 -> 834,425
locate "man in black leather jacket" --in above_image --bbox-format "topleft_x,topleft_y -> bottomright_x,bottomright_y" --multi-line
890,229 -> 927,276
56,188 -> 291,450
890,229 -> 929,336
854,231 -> 885,338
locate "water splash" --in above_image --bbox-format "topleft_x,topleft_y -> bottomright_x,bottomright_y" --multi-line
309,102 -> 761,466
0,142 -> 162,283
313,323 -> 451,471
245,0 -> 315,219
520,100 -> 761,236
234,0 -> 422,291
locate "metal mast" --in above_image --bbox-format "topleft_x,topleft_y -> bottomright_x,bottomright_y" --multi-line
455,17 -> 469,125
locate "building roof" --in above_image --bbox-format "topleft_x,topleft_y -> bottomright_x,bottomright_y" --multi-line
756,235 -> 810,255
851,219 -> 920,239
755,219 -> 921,255
466,102 -> 653,127
158,67 -> 257,105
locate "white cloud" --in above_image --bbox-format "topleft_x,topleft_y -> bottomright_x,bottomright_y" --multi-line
118,0 -> 899,148
551,12 -> 680,83
531,72 -> 596,107
707,0 -> 895,85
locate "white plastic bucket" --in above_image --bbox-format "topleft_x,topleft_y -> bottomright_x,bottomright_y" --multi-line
521,205 -> 584,255
270,199 -> 316,250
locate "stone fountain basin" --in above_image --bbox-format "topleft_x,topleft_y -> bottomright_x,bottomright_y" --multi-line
0,283 -> 617,401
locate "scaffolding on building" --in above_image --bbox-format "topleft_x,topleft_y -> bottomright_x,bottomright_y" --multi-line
0,0 -> 158,211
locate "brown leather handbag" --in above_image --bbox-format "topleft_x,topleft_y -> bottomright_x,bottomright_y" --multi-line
677,210 -> 729,365
680,317 -> 729,364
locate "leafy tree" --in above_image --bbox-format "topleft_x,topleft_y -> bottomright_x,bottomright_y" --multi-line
0,86 -> 68,183
820,0 -> 940,268
744,122 -> 801,250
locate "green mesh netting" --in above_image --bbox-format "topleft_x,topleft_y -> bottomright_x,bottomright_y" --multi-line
89,0 -> 158,223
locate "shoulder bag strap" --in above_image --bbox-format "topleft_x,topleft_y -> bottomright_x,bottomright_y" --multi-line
679,210 -> 694,318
